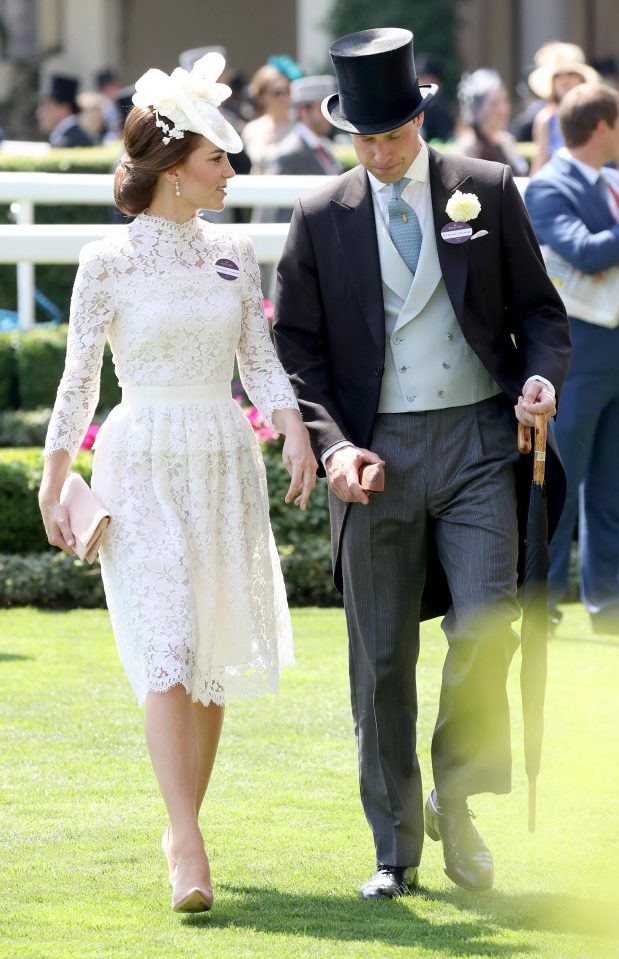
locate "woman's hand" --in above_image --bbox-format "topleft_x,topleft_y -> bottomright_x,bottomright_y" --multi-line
39,496 -> 76,555
38,449 -> 74,554
273,410 -> 318,511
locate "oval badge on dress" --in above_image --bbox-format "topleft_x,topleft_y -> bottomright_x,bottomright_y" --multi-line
214,257 -> 240,280
441,222 -> 473,244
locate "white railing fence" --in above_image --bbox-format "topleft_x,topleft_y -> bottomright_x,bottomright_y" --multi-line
0,173 -> 528,329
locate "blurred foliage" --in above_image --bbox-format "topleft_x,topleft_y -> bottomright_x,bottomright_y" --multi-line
0,551 -> 106,608
262,442 -> 341,606
0,144 -> 122,173
0,407 -> 53,446
0,331 -> 19,408
0,447 -> 92,553
0,444 -> 339,606
0,327 -> 120,412
327,0 -> 460,99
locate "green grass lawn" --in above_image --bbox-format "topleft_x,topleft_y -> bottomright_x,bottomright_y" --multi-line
0,604 -> 618,959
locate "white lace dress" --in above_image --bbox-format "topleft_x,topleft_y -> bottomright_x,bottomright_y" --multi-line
44,212 -> 299,706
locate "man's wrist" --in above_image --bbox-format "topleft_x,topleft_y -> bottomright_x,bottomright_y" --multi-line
525,374 -> 555,395
321,440 -> 353,470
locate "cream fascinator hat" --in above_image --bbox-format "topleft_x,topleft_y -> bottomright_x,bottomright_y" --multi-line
132,51 -> 243,152
527,42 -> 599,101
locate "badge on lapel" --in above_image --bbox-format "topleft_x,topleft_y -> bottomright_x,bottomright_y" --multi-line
441,190 -> 482,245
214,258 -> 240,280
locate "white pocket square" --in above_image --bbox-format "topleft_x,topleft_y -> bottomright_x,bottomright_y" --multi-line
471,230 -> 489,241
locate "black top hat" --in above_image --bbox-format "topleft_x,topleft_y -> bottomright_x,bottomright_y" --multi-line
40,74 -> 80,110
114,84 -> 136,128
96,68 -> 118,89
322,28 -> 438,134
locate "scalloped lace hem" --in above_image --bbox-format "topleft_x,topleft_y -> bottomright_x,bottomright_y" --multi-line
134,667 -> 286,708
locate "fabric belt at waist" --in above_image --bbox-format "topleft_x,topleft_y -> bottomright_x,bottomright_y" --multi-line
122,383 -> 230,405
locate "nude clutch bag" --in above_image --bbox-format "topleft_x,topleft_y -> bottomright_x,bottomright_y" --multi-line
59,473 -> 111,564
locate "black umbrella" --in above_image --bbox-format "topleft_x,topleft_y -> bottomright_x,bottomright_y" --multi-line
518,415 -> 549,832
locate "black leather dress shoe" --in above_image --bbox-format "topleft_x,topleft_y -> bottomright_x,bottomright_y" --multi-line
424,790 -> 494,892
359,865 -> 419,899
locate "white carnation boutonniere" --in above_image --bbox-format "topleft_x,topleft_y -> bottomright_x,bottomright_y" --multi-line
441,190 -> 482,244
446,190 -> 481,223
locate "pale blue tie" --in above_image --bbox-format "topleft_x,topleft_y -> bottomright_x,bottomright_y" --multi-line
388,177 -> 422,276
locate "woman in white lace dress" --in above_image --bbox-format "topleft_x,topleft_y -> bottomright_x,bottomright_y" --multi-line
38,54 -> 317,914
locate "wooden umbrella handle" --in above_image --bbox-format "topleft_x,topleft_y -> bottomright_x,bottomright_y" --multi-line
533,414 -> 547,485
518,416 -> 547,485
518,423 -> 532,454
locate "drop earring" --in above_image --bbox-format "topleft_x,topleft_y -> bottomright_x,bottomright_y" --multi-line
174,178 -> 181,198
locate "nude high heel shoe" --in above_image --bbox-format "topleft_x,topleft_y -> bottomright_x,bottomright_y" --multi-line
171,867 -> 214,913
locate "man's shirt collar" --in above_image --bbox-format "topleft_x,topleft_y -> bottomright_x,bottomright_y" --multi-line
558,146 -> 600,186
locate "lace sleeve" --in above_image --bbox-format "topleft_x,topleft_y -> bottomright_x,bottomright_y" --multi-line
44,242 -> 115,459
235,235 -> 299,427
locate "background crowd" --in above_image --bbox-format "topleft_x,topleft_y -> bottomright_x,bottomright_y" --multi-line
17,39 -> 616,177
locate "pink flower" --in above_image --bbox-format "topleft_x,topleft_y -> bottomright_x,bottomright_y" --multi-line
256,425 -> 278,442
245,405 -> 259,423
243,404 -> 278,442
263,298 -> 274,324
80,423 -> 100,451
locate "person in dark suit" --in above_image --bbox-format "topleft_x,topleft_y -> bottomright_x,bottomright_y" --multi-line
36,74 -> 94,148
261,75 -> 341,226
416,53 -> 454,143
525,83 -> 619,635
273,28 -> 571,899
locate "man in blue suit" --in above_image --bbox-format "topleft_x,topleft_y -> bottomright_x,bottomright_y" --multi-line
525,83 -> 619,634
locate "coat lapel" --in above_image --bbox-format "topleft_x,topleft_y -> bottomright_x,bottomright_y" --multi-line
330,167 -> 385,350
429,148 -> 471,324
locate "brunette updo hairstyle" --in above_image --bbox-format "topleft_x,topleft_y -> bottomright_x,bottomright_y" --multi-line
114,106 -> 203,216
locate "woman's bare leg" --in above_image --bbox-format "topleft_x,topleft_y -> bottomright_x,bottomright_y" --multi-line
194,702 -> 225,813
144,686 -> 212,899
161,701 -> 225,881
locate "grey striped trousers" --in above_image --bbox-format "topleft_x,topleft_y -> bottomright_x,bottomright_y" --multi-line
339,397 -> 521,867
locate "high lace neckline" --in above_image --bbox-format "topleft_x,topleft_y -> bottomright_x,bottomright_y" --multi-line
135,211 -> 202,240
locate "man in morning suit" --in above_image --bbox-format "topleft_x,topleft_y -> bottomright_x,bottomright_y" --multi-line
525,83 -> 619,635
259,75 -> 342,226
273,28 -> 572,899
36,75 -> 94,148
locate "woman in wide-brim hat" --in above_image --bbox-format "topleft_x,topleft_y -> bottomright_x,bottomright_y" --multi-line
529,42 -> 600,173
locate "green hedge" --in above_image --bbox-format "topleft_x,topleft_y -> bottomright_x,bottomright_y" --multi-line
0,145 -> 122,174
0,408 -> 53,446
0,145 -> 123,319
0,327 -> 121,412
0,445 -> 339,608
0,552 -> 106,608
0,448 -> 92,553
0,332 -> 18,408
